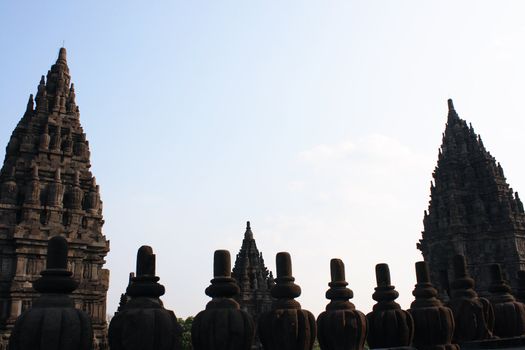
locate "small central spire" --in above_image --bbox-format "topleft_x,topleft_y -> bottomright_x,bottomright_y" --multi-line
447,99 -> 455,111
245,220 -> 253,239
447,98 -> 459,123
57,47 -> 67,65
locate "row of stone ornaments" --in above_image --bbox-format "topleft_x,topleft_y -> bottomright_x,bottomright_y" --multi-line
8,237 -> 525,350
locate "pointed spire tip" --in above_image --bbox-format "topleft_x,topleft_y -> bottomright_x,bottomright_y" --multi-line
447,98 -> 455,111
57,47 -> 67,64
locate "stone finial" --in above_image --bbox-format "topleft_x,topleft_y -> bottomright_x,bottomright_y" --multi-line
57,47 -> 67,65
447,99 -> 460,123
366,263 -> 413,348
85,177 -> 100,213
488,264 -> 525,337
448,99 -> 455,111
259,252 -> 316,350
408,261 -> 457,350
25,94 -> 34,115
8,236 -> 93,350
192,250 -> 254,349
245,220 -> 253,239
126,246 -> 164,298
108,246 -> 182,350
317,259 -> 367,350
447,255 -> 494,343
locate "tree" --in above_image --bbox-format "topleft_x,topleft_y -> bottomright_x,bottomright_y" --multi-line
178,317 -> 193,350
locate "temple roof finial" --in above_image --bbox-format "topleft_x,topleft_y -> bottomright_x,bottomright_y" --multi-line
448,98 -> 455,111
57,47 -> 67,65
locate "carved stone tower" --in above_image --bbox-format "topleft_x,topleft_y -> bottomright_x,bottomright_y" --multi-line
232,221 -> 273,349
418,99 -> 525,298
0,48 -> 109,349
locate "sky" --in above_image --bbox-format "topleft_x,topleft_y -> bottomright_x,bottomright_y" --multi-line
2,1 -> 525,318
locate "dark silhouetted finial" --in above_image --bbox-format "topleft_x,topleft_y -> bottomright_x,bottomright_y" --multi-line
57,47 -> 67,64
447,254 -> 494,342
136,245 -> 155,276
8,236 -> 93,350
317,259 -> 367,350
367,263 -> 413,348
488,264 -> 525,337
259,252 -> 316,349
109,246 -> 182,350
409,261 -> 458,350
192,250 -> 254,349
25,94 -> 34,114
448,99 -> 455,111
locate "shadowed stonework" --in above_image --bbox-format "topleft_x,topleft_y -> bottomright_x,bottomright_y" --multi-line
418,99 -> 525,297
0,48 -> 109,349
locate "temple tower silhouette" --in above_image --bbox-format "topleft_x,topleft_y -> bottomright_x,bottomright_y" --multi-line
232,221 -> 273,349
0,48 -> 109,349
418,99 -> 525,298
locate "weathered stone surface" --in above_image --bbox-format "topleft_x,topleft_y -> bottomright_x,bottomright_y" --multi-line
0,47 -> 109,349
418,99 -> 525,297
447,255 -> 493,343
408,261 -> 457,350
108,246 -> 182,350
8,236 -> 93,350
366,263 -> 413,349
488,264 -> 525,338
317,259 -> 367,350
192,250 -> 255,350
516,270 -> 525,303
259,252 -> 316,350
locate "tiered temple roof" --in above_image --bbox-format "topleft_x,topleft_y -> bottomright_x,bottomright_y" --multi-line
0,48 -> 109,349
418,99 -> 525,297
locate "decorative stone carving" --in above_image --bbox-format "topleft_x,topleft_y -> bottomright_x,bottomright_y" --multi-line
8,236 -> 93,350
317,258 -> 367,350
446,255 -> 493,343
366,263 -> 413,349
0,48 -> 110,349
192,250 -> 255,350
62,129 -> 73,154
488,264 -> 525,337
408,261 -> 457,350
108,246 -> 182,350
68,171 -> 83,210
1,166 -> 18,205
50,128 -> 61,151
419,99 -> 525,295
259,252 -> 316,350
85,178 -> 100,213
46,169 -> 64,207
24,164 -> 40,205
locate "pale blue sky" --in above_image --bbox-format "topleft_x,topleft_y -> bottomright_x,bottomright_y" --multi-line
2,1 -> 525,317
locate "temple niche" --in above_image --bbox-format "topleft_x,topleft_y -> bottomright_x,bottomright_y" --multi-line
0,48 -> 109,349
418,99 -> 525,298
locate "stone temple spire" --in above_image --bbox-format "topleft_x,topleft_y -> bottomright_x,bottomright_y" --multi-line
0,48 -> 109,349
418,99 -> 525,297
232,221 -> 273,349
